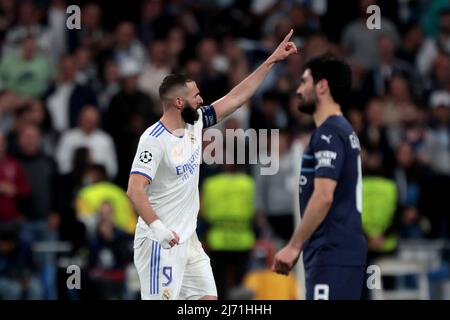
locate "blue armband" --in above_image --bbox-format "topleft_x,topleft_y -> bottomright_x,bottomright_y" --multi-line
199,105 -> 217,128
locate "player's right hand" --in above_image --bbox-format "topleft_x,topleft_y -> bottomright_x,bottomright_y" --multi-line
272,244 -> 300,276
168,231 -> 180,248
149,219 -> 180,249
268,29 -> 298,63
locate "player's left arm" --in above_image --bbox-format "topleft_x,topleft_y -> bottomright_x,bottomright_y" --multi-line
293,178 -> 337,250
211,29 -> 297,123
273,128 -> 345,275
272,178 -> 336,275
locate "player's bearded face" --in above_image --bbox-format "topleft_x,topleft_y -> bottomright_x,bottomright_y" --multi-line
297,70 -> 318,115
181,99 -> 199,125
297,89 -> 317,115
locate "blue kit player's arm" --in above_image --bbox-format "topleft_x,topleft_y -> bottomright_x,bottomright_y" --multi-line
273,126 -> 345,275
211,30 -> 297,122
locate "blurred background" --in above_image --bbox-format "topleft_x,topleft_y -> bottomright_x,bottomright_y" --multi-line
0,0 -> 450,300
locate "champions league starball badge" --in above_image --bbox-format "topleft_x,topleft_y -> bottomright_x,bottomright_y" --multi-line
139,151 -> 152,164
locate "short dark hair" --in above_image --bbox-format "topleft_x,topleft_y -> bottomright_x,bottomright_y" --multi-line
14,104 -> 32,117
158,74 -> 193,100
303,54 -> 352,109
87,163 -> 108,181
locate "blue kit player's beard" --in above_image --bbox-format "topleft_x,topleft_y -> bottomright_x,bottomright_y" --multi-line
181,101 -> 199,125
297,94 -> 317,115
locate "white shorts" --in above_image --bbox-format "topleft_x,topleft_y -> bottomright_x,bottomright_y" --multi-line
133,231 -> 217,300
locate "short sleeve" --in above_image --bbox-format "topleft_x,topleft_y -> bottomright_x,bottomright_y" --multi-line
312,127 -> 345,181
199,105 -> 217,128
130,136 -> 164,182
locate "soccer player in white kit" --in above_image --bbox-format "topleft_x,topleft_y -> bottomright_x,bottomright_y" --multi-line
126,30 -> 297,300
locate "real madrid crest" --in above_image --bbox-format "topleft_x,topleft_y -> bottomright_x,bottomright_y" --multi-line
188,132 -> 196,144
171,147 -> 182,158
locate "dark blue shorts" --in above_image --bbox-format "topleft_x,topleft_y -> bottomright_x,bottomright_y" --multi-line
305,265 -> 365,300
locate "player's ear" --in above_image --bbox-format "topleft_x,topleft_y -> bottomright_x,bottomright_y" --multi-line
316,79 -> 328,96
174,96 -> 184,110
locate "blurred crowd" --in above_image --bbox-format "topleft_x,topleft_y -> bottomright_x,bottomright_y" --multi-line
1,0 -> 450,299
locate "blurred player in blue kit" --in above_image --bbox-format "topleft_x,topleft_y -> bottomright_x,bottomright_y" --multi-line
273,55 -> 368,300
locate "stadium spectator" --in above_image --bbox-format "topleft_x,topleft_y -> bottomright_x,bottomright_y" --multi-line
0,0 -> 16,42
111,21 -> 147,70
303,33 -> 330,62
56,147 -> 90,254
15,125 -> 59,238
138,0 -> 171,46
67,2 -> 111,56
361,148 -> 399,259
73,46 -> 99,88
46,0 -> 68,62
348,108 -> 365,137
86,201 -> 132,299
75,164 -> 136,237
165,26 -> 188,70
382,75 -> 415,127
396,23 -> 423,67
56,105 -> 117,179
250,91 -> 288,130
0,36 -> 54,98
2,0 -> 52,57
254,130 -> 297,242
361,148 -> 401,300
0,224 -> 42,299
105,58 -> 156,187
394,143 -> 430,238
196,38 -> 229,104
0,132 -> 31,224
45,55 -> 97,133
430,53 -> 450,93
15,124 -> 60,299
138,40 -> 171,104
417,8 -> 450,77
6,100 -> 50,157
359,97 -> 396,177
342,0 -> 400,69
97,60 -> 120,114
418,90 -> 450,237
363,33 -> 421,99
279,52 -> 304,95
419,91 -> 450,176
202,164 -> 256,300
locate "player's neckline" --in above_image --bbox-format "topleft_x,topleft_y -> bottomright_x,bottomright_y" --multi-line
158,121 -> 184,138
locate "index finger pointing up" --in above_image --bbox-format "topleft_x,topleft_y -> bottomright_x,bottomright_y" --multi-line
283,29 -> 294,43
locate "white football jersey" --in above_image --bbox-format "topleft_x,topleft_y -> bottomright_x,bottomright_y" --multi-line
131,106 -> 217,244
